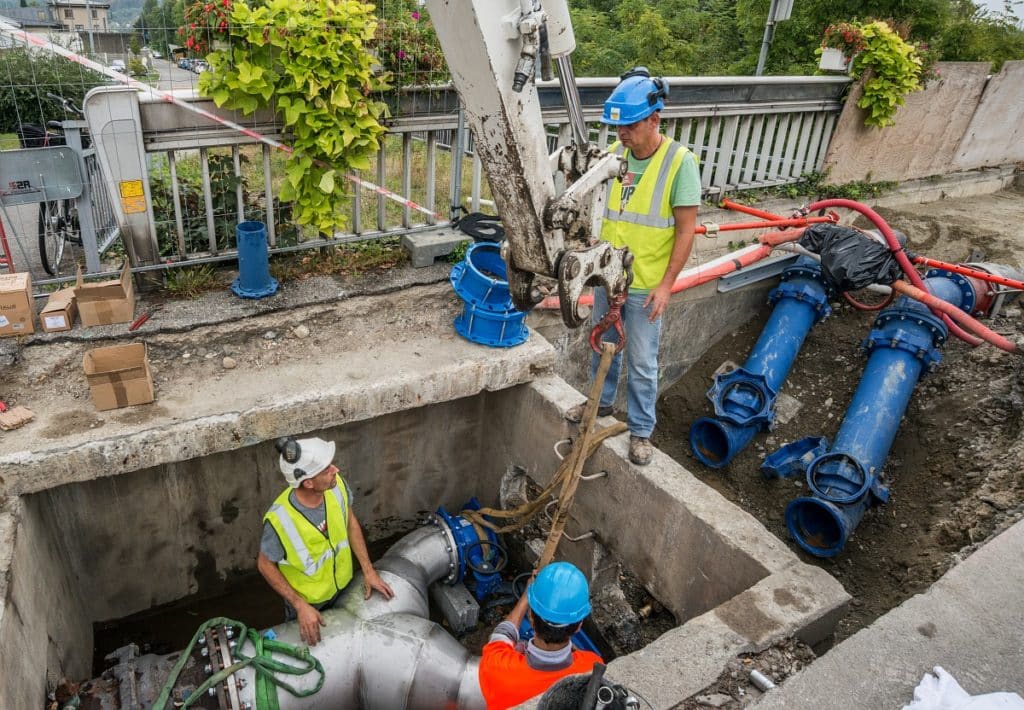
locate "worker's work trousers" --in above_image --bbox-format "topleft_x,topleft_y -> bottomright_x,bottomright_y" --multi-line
590,288 -> 661,438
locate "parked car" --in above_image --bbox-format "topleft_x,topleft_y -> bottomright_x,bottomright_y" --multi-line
110,59 -> 126,73
150,50 -> 163,59
192,60 -> 209,73
178,58 -> 194,70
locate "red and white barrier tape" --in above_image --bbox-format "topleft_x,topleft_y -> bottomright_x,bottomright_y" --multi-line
0,19 -> 445,222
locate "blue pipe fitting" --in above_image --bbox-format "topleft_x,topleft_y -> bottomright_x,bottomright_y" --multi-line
785,274 -> 973,557
690,257 -> 833,468
925,268 -> 977,314
761,436 -> 829,479
435,500 -> 503,600
231,221 -> 279,299
450,242 -> 528,348
707,368 -> 777,427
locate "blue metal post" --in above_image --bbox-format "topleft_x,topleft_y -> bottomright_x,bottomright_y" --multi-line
690,257 -> 832,467
785,276 -> 966,557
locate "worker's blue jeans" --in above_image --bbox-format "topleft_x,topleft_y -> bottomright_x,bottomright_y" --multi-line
590,288 -> 661,438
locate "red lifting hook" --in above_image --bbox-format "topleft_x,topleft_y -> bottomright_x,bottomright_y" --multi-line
588,292 -> 628,355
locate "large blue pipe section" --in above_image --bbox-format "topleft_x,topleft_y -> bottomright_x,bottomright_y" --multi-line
785,275 -> 968,557
690,257 -> 832,468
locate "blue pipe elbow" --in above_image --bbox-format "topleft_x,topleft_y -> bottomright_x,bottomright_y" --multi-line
690,416 -> 759,468
785,496 -> 856,558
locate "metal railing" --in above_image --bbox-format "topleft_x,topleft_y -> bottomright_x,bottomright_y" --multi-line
81,75 -> 848,272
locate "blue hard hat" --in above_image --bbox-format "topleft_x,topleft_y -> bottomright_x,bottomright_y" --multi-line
601,67 -> 669,125
527,562 -> 591,625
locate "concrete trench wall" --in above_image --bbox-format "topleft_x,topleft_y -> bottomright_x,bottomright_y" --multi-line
0,497 -> 92,710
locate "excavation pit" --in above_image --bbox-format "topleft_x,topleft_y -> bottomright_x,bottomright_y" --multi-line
0,283 -> 847,708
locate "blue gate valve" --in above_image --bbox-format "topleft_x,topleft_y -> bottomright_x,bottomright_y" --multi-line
434,499 -> 506,601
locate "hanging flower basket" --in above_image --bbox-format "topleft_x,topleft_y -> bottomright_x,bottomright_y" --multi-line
819,47 -> 850,72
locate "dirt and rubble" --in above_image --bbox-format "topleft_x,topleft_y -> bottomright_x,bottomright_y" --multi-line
656,187 -> 1024,668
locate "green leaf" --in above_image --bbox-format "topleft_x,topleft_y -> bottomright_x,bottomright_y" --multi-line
318,170 -> 336,193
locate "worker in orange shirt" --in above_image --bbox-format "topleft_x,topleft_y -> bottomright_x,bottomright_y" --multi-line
478,562 -> 603,709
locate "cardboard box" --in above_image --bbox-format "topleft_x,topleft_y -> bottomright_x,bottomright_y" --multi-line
39,287 -> 78,333
75,261 -> 135,327
0,272 -> 35,337
82,342 -> 155,411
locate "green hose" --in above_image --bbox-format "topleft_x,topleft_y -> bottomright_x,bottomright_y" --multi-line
153,617 -> 324,710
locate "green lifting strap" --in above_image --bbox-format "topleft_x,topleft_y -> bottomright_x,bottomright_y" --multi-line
153,616 -> 325,710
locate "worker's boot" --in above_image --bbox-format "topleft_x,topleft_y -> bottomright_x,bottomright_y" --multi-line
565,402 -> 614,423
629,436 -> 653,466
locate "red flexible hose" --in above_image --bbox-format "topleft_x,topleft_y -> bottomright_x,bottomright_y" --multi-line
806,199 -> 984,347
843,289 -> 896,312
912,256 -> 1024,291
891,281 -> 1016,352
695,216 -> 834,235
538,241 -> 781,310
721,199 -> 787,221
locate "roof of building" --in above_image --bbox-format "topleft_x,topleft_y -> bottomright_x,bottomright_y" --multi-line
47,1 -> 113,8
0,7 -> 62,28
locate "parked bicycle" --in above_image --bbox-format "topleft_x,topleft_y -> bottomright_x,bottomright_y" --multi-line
15,93 -> 87,276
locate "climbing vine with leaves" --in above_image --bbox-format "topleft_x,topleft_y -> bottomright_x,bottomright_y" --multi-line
199,0 -> 388,235
819,20 -> 926,129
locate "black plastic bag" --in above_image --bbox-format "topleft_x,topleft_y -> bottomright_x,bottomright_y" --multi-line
799,223 -> 904,292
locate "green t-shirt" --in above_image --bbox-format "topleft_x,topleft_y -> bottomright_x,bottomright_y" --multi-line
618,146 -> 701,213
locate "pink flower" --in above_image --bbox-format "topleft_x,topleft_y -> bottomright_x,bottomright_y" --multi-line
411,11 -> 420,20
397,49 -> 407,59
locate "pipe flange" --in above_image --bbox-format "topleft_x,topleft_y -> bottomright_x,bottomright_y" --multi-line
924,268 -> 976,315
871,306 -> 948,346
707,367 -> 777,428
779,260 -> 835,299
863,322 -> 944,370
806,452 -> 872,505
428,512 -> 462,585
768,281 -> 833,322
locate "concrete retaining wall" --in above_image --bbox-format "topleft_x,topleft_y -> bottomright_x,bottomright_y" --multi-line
529,280 -> 773,410
953,61 -> 1024,170
821,62 -> 991,184
0,497 -> 91,710
32,395 -> 490,623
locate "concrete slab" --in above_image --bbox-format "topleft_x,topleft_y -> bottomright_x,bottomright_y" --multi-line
752,519 -> 1024,710
605,564 -> 848,709
401,227 -> 468,267
0,282 -> 555,496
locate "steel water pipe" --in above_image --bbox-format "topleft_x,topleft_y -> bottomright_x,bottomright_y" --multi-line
690,256 -> 833,468
785,265 -> 1023,557
97,514 -> 494,709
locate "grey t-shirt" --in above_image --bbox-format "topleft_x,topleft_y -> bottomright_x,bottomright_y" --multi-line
261,481 -> 353,563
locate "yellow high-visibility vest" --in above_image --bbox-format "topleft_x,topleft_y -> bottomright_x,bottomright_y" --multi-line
264,476 -> 353,605
602,139 -> 692,290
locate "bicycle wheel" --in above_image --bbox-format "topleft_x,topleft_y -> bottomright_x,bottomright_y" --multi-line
37,199 -> 73,275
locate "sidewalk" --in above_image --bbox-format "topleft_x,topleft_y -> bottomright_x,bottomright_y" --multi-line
753,518 -> 1024,709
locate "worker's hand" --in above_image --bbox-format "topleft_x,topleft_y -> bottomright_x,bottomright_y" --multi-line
363,569 -> 395,601
296,601 -> 325,646
644,282 -> 672,322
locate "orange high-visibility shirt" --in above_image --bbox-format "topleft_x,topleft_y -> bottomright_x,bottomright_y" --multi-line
478,640 -> 603,710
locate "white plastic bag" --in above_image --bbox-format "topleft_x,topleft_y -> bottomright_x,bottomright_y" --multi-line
903,666 -> 1024,710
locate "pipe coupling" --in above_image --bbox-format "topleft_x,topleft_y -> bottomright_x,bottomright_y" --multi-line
707,367 -> 777,428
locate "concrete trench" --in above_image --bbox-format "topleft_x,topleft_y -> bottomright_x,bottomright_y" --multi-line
0,274 -> 850,709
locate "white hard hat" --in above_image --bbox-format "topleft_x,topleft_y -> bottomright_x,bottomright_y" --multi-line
276,437 -> 335,488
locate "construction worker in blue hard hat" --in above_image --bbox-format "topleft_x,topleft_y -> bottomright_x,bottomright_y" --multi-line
566,67 -> 701,466
257,435 -> 394,646
478,561 -> 603,709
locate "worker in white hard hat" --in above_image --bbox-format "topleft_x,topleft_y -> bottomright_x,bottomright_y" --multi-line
257,436 -> 394,646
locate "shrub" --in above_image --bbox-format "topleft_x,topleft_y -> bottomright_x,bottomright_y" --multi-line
199,0 -> 388,236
